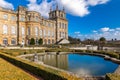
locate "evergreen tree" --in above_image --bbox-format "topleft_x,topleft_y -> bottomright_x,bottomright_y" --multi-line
38,38 -> 43,45
30,38 -> 35,45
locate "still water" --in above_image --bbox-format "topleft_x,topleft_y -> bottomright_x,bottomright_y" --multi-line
26,53 -> 119,76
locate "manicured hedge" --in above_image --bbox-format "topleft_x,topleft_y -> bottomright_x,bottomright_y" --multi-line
45,48 -> 74,52
92,50 -> 119,59
106,73 -> 120,80
0,53 -> 82,80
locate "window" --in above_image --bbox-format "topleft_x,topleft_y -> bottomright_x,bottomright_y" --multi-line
48,39 -> 50,44
35,16 -> 39,21
59,22 -> 61,28
11,38 -> 16,45
44,30 -> 46,37
28,27 -> 30,35
11,26 -> 16,34
48,30 -> 50,37
63,32 -> 65,38
11,16 -> 16,21
40,30 -> 42,36
59,32 -> 61,38
65,24 -> 67,29
3,25 -> 8,34
52,32 -> 54,37
62,23 -> 64,29
20,15 -> 25,21
3,14 -> 8,19
61,14 -> 63,17
52,40 -> 54,44
3,38 -> 8,45
22,27 -> 25,36
35,27 -> 39,36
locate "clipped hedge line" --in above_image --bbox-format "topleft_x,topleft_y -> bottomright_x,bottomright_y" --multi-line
106,73 -> 120,80
73,49 -> 119,59
0,53 -> 82,80
0,49 -> 45,56
92,50 -> 119,59
45,48 -> 74,52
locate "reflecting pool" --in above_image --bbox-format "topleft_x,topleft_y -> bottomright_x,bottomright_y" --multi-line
26,53 -> 119,76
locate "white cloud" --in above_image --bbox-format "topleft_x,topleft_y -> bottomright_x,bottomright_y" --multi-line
57,0 -> 89,17
73,27 -> 120,40
27,0 -> 55,17
27,0 -> 110,17
74,31 -> 80,34
0,0 -> 14,10
109,29 -> 115,32
101,27 -> 109,32
87,0 -> 110,6
116,28 -> 120,31
93,30 -> 97,33
57,0 -> 110,17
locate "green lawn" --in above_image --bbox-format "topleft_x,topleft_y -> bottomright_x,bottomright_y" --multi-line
0,58 -> 37,80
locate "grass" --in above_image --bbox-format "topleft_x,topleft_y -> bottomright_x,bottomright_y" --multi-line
0,58 -> 37,80
106,73 -> 120,80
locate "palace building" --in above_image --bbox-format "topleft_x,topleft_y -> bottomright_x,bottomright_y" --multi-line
0,6 -> 68,45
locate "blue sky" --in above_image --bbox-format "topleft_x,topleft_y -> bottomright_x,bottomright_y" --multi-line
2,0 -> 120,40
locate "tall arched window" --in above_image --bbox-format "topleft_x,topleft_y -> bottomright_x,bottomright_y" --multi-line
48,39 -> 50,44
28,27 -> 30,35
3,38 -> 8,45
48,30 -> 50,37
11,38 -> 16,45
43,30 -> 46,37
22,27 -> 25,36
52,32 -> 54,37
35,27 -> 39,36
3,25 -> 8,34
40,30 -> 42,36
11,26 -> 16,34
59,22 -> 61,28
52,40 -> 54,44
62,23 -> 64,29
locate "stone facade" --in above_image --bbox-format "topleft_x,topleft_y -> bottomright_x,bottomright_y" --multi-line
0,6 -> 68,45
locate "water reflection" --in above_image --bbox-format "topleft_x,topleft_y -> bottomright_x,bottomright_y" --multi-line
26,53 -> 119,76
27,53 -> 68,70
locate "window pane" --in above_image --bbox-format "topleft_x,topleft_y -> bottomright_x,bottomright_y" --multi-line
11,39 -> 16,45
22,27 -> 25,36
3,38 -> 8,45
3,25 -> 8,34
11,26 -> 16,34
3,14 -> 8,19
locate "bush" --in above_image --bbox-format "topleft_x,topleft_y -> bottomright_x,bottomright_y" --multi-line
30,38 -> 35,45
38,38 -> 43,45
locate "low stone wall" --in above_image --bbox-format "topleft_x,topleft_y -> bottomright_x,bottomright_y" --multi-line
69,46 -> 98,50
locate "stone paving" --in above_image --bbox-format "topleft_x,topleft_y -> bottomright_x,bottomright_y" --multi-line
115,65 -> 120,75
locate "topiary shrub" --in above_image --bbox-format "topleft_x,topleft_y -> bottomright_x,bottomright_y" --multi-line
30,38 -> 35,45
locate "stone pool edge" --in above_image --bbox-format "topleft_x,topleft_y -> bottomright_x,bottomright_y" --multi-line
18,52 -> 120,79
